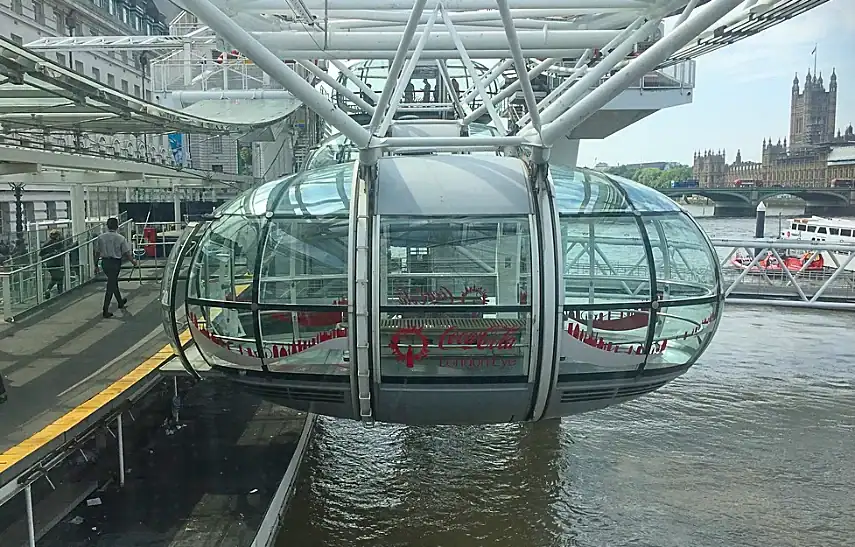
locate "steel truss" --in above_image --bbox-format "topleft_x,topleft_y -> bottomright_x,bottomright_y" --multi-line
712,238 -> 855,311
145,0 -> 819,154
23,0 -> 828,153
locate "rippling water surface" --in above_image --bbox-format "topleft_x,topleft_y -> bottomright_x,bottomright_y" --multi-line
277,215 -> 855,547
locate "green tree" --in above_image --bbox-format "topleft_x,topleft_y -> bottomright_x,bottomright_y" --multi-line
602,164 -> 694,189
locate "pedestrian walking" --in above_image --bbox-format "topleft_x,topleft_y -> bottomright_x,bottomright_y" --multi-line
39,229 -> 67,299
93,217 -> 138,318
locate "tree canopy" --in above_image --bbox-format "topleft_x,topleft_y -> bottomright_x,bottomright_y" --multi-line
600,165 -> 694,189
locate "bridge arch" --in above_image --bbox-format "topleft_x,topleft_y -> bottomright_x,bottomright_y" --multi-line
661,187 -> 855,218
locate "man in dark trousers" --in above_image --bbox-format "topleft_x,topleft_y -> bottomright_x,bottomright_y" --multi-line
39,229 -> 67,299
93,217 -> 138,318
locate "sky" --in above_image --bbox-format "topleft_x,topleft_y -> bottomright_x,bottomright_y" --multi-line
579,0 -> 855,168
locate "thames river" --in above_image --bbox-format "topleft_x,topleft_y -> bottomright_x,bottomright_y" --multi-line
277,207 -> 855,547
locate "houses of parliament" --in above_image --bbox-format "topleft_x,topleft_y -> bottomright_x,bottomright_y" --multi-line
693,68 -> 855,187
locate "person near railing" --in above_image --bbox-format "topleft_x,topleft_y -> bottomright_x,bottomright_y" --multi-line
39,229 -> 67,299
93,217 -> 139,319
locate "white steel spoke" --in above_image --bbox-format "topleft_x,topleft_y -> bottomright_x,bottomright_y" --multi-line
520,13 -> 654,134
539,0 -> 745,146
30,0 -> 825,154
517,51 -> 591,126
496,0 -> 542,133
368,0 -> 429,135
460,59 -> 513,105
439,4 -> 505,132
179,0 -> 371,147
436,60 -> 471,118
462,57 -> 556,126
297,60 -> 377,114
377,5 -> 441,136
330,59 -> 379,103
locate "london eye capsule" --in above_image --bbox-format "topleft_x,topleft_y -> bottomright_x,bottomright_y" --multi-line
161,154 -> 723,425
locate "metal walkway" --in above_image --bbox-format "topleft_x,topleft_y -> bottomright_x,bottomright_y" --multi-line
0,280 -> 311,546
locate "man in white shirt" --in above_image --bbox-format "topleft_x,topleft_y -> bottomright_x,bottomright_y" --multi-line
93,217 -> 138,318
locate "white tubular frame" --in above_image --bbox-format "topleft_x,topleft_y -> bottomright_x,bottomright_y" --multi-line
155,0 -> 820,151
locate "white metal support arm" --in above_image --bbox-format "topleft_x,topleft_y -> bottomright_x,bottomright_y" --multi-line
179,0 -> 371,148
539,0 -> 745,146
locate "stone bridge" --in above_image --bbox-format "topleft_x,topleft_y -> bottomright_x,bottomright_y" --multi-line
659,186 -> 855,217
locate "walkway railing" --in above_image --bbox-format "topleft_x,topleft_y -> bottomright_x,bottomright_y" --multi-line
0,220 -> 184,321
711,238 -> 855,310
1,212 -> 129,269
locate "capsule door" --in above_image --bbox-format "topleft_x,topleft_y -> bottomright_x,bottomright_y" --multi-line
370,214 -> 539,425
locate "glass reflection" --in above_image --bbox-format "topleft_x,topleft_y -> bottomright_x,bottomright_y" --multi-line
273,162 -> 353,216
642,213 -> 719,300
378,216 -> 532,378
258,310 -> 349,375
259,219 -> 349,305
378,312 -> 531,377
380,217 -> 531,307
561,216 -> 652,305
560,306 -> 652,373
646,301 -> 719,369
188,216 -> 261,300
605,173 -> 683,212
187,303 -> 260,370
552,166 -> 629,214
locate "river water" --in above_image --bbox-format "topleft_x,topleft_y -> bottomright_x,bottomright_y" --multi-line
277,206 -> 855,547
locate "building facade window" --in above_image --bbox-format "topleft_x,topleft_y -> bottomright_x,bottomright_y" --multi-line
75,60 -> 84,74
121,79 -> 129,93
11,0 -> 22,15
107,73 -> 115,87
56,53 -> 66,66
10,34 -> 23,45
33,1 -> 44,25
92,67 -> 101,82
134,84 -> 141,97
212,165 -> 224,173
211,137 -> 223,154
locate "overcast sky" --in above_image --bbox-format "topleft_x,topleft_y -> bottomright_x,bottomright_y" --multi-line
579,0 -> 855,167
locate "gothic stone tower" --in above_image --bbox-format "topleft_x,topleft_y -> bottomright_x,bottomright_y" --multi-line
790,69 -> 837,149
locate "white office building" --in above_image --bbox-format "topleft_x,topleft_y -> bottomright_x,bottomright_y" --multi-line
0,0 -> 171,237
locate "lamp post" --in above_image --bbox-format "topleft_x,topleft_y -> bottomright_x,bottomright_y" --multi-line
9,182 -> 25,255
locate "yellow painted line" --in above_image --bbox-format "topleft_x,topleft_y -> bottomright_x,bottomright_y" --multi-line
0,283 -> 250,475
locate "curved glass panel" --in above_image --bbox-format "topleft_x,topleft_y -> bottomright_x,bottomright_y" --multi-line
258,309 -> 349,375
561,216 -> 652,306
160,223 -> 196,307
378,216 -> 532,378
188,215 -> 262,300
272,162 -> 354,217
188,302 -> 260,370
646,300 -> 720,369
642,212 -> 719,300
560,305 -> 652,374
606,173 -> 682,213
552,166 -> 629,214
304,133 -> 358,171
259,218 -> 349,305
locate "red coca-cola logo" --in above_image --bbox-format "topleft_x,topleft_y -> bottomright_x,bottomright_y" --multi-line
438,326 -> 519,351
388,327 -> 430,368
388,324 -> 520,369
